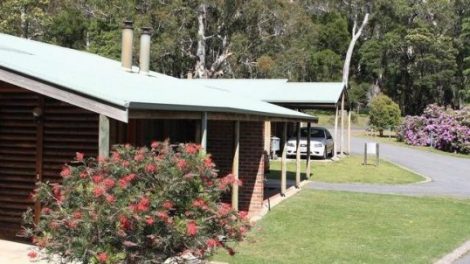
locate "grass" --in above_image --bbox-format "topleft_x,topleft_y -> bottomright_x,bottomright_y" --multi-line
308,110 -> 369,129
266,155 -> 424,184
354,130 -> 470,160
212,190 -> 470,264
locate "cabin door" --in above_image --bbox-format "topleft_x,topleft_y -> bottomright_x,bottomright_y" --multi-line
0,86 -> 42,240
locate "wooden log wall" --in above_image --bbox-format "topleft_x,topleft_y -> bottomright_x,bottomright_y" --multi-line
0,82 -> 98,240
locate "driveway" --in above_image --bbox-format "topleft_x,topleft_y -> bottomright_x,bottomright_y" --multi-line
308,137 -> 470,198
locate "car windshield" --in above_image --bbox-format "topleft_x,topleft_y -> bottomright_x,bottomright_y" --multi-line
299,128 -> 325,138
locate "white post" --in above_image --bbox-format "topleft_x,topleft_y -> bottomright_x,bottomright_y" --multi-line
99,114 -> 110,158
295,122 -> 301,188
305,122 -> 311,177
348,110 -> 351,155
340,94 -> 345,155
232,120 -> 240,210
333,106 -> 339,158
201,112 -> 208,149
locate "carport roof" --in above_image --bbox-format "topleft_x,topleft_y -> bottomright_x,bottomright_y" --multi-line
190,79 -> 346,109
0,33 -> 317,122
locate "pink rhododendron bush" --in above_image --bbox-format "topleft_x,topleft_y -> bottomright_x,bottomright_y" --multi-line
397,104 -> 470,154
22,142 -> 249,263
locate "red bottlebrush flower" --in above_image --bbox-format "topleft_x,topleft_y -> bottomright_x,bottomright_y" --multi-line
105,194 -> 116,204
145,216 -> 154,225
124,173 -> 136,182
72,211 -> 82,219
92,175 -> 103,183
27,250 -> 38,259
136,196 -> 150,212
93,186 -> 105,197
49,221 -> 61,230
151,141 -> 159,149
203,157 -> 214,167
41,207 -> 51,215
111,151 -> 121,162
52,184 -> 61,196
79,171 -> 88,179
206,238 -> 219,248
156,211 -> 169,222
217,203 -> 232,217
119,215 -> 131,230
185,144 -> 200,154
176,159 -> 187,170
145,163 -> 157,173
67,220 -> 78,229
118,179 -> 128,189
51,184 -> 64,203
162,200 -> 173,210
238,211 -> 248,220
75,152 -> 84,161
183,173 -> 194,181
60,166 -> 72,178
121,160 -> 130,167
239,226 -> 248,234
134,153 -> 145,161
97,252 -> 108,263
192,198 -> 208,210
186,221 -> 198,236
103,178 -> 115,189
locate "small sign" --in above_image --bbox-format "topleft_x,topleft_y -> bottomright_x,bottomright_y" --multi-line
364,142 -> 380,166
367,143 -> 377,154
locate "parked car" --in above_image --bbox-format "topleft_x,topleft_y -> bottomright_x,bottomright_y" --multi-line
285,127 -> 334,159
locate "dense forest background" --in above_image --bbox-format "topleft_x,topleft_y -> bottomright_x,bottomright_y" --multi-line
1,0 -> 470,115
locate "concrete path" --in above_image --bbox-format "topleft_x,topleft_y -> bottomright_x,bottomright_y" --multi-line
0,239 -> 47,264
455,253 -> 470,264
308,137 -> 470,198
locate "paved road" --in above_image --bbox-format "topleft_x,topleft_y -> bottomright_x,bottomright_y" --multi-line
308,137 -> 470,198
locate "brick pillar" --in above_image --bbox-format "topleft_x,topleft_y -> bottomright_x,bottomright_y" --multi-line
239,121 -> 265,213
207,120 -> 265,214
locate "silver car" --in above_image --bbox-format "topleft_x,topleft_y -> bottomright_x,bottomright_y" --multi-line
285,127 -> 334,159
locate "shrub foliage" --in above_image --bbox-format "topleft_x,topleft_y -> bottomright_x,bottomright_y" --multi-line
397,104 -> 470,154
22,142 -> 249,263
369,94 -> 401,136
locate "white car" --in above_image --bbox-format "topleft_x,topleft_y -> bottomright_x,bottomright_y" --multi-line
285,127 -> 334,159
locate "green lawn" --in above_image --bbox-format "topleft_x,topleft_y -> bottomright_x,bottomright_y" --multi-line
266,155 -> 424,184
212,190 -> 470,264
354,131 -> 470,160
308,110 -> 369,129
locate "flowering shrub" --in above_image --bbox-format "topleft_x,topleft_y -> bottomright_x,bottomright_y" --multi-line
397,104 -> 470,154
22,141 -> 249,263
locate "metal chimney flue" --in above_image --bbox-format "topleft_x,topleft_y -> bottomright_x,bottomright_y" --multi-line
139,27 -> 152,75
121,20 -> 134,71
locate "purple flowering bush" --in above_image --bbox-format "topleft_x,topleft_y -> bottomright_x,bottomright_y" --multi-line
397,104 -> 470,154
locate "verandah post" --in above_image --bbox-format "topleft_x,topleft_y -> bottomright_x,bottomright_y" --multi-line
306,122 -> 312,177
99,114 -> 110,158
281,122 -> 287,196
295,122 -> 301,188
200,112 -> 208,149
232,120 -> 240,210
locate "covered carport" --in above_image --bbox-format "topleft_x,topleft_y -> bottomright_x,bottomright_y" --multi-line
190,79 -> 350,199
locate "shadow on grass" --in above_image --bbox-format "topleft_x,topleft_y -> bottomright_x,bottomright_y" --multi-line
266,170 -> 309,181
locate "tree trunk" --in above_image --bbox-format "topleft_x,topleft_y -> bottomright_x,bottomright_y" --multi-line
342,13 -> 369,88
195,4 -> 208,79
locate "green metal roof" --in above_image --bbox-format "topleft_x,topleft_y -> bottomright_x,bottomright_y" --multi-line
190,79 -> 345,107
0,33 -> 316,122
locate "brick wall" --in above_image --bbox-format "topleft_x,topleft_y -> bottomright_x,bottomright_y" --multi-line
207,120 -> 265,214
